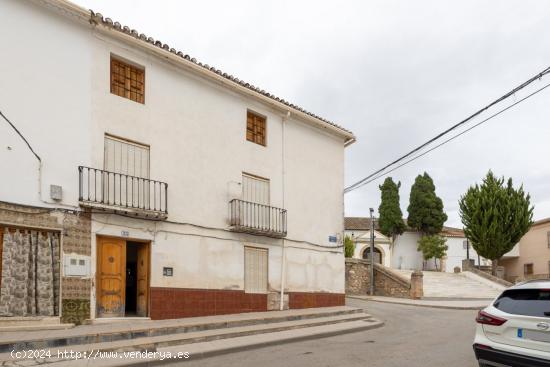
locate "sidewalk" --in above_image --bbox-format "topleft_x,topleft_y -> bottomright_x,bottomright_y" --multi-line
347,295 -> 492,310
0,306 -> 383,366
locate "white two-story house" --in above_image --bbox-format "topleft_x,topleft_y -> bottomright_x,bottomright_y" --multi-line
0,0 -> 355,325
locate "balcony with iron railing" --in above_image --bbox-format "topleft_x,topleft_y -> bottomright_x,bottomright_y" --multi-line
229,199 -> 287,238
78,166 -> 168,219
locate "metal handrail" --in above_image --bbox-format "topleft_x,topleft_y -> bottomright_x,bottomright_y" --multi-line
78,166 -> 168,214
229,198 -> 287,237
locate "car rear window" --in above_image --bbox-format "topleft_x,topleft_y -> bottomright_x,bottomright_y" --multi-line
494,289 -> 550,317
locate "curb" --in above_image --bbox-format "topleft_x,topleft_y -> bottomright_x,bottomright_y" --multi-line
57,320 -> 384,367
149,319 -> 385,366
347,296 -> 487,310
2,319 -> 384,367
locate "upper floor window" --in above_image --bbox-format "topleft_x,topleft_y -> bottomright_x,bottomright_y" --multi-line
110,57 -> 145,104
547,231 -> 550,248
246,111 -> 266,146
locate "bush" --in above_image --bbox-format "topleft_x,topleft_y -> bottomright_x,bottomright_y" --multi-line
344,236 -> 355,258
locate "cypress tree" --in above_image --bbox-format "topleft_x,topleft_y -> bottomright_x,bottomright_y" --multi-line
407,172 -> 447,235
459,171 -> 533,275
378,177 -> 406,242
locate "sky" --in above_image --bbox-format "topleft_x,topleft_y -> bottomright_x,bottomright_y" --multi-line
73,0 -> 550,227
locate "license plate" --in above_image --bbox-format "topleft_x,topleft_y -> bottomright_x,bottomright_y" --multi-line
520,328 -> 550,343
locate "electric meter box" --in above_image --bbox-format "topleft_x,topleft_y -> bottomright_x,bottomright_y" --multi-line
63,254 -> 91,277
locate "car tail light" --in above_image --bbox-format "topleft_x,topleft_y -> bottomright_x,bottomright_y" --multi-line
476,310 -> 507,326
474,343 -> 493,350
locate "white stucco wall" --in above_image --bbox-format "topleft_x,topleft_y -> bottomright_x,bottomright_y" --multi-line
0,0 -> 92,208
391,232 -> 486,272
391,232 -> 423,270
444,236 -> 485,272
1,0 -> 349,316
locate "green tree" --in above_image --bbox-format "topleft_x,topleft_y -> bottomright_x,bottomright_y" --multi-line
417,235 -> 448,271
459,171 -> 533,275
407,172 -> 448,235
344,235 -> 355,258
378,177 -> 406,243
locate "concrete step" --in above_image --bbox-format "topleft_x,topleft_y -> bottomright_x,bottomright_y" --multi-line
0,316 -> 74,332
0,306 -> 364,352
23,319 -> 384,367
0,323 -> 74,332
394,270 -> 503,298
0,312 -> 377,364
0,316 -> 61,326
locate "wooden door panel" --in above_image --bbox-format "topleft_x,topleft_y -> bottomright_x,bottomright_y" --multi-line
136,243 -> 149,317
97,237 -> 126,317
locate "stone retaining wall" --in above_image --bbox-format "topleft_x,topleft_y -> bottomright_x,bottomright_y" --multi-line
345,258 -> 423,299
462,259 -> 512,287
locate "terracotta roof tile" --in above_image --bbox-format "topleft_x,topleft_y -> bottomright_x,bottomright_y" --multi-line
345,217 -> 465,237
344,217 -> 380,230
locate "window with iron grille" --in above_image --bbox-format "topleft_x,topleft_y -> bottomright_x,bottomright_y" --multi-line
246,111 -> 266,146
524,263 -> 534,275
110,57 -> 145,104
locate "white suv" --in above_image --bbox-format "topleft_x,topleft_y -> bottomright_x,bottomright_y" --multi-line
474,280 -> 550,366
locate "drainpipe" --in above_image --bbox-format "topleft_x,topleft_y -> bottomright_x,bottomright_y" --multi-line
369,208 -> 375,295
279,111 -> 290,311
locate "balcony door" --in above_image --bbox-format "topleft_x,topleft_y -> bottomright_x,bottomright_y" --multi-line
242,174 -> 270,230
103,135 -> 150,208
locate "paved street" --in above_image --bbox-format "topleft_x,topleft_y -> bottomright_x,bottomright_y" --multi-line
179,298 -> 479,367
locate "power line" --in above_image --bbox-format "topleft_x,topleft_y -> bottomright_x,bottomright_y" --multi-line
0,110 -> 41,162
352,81 -> 550,188
344,66 -> 550,193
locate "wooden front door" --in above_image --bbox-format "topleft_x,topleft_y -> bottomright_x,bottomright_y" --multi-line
136,243 -> 149,317
97,236 -> 126,317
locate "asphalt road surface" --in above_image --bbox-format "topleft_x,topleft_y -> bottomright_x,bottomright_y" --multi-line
177,298 -> 479,367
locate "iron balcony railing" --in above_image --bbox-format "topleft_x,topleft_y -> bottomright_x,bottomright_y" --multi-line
229,199 -> 287,238
78,166 -> 168,216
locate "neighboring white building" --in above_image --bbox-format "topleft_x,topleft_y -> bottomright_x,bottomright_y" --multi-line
0,0 -> 354,324
345,217 -> 488,273
344,218 -> 392,267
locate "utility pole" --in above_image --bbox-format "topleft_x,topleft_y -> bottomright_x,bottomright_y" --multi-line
369,207 -> 375,295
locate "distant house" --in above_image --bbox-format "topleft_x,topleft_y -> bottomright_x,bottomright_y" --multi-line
500,218 -> 550,282
344,217 -> 488,273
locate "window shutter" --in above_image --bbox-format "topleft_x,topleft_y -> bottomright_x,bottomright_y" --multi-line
104,136 -> 150,178
242,174 -> 269,205
244,247 -> 268,294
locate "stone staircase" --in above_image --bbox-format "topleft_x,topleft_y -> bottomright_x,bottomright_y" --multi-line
393,269 -> 504,299
0,306 -> 382,366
